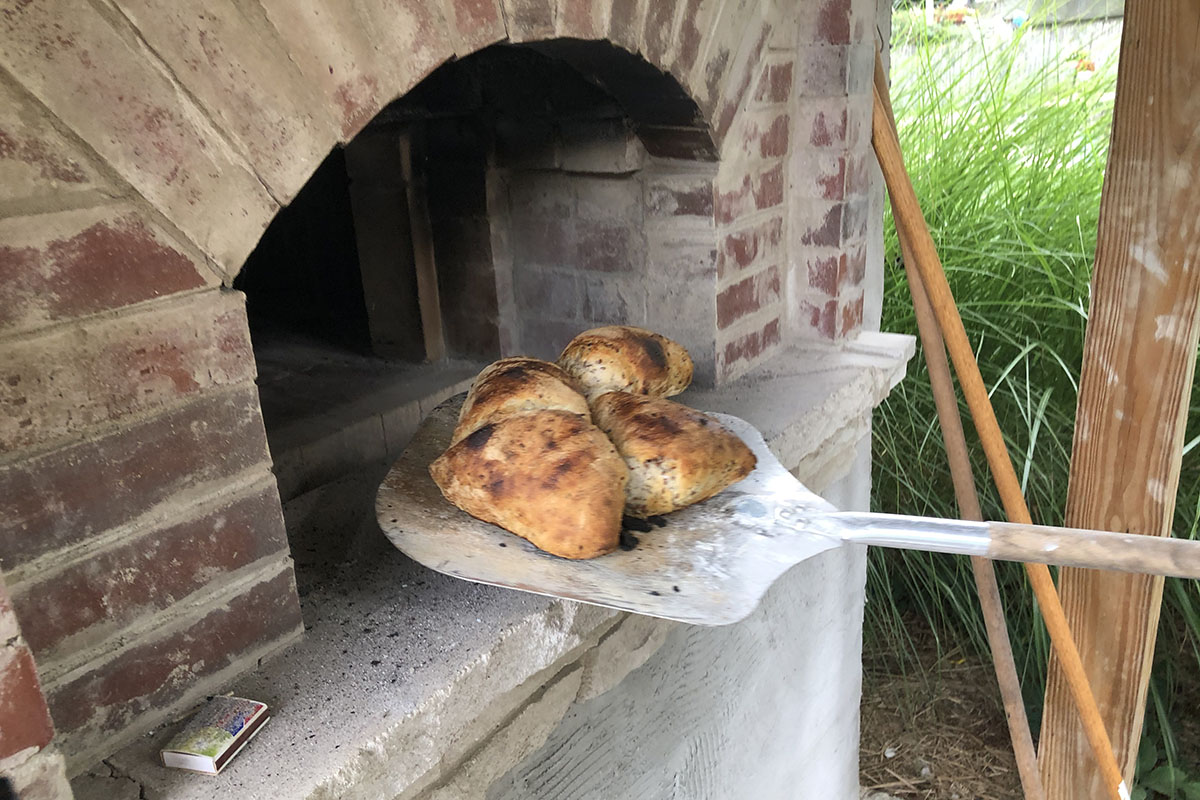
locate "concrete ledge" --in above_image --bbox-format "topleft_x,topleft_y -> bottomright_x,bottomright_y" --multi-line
75,330 -> 913,800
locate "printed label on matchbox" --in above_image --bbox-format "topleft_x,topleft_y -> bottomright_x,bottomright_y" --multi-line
161,696 -> 269,775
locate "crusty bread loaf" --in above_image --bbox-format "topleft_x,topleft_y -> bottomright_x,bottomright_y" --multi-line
451,357 -> 591,445
558,326 -> 694,401
432,357 -> 628,559
591,391 -> 756,518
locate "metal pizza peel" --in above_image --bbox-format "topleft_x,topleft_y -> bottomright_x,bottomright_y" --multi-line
376,394 -> 1200,625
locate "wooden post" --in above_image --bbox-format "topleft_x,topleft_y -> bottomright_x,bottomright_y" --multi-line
1039,3 -> 1200,797
398,127 -> 447,363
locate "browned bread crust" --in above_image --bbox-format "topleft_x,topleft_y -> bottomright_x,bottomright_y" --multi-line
430,410 -> 629,559
558,326 -> 694,401
451,357 -> 591,445
591,391 -> 756,517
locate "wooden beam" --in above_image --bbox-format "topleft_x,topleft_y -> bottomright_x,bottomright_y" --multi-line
1039,3 -> 1200,797
398,128 -> 447,363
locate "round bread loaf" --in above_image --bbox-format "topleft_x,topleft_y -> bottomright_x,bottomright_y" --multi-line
591,391 -> 756,517
558,326 -> 694,401
451,357 -> 591,445
433,357 -> 629,559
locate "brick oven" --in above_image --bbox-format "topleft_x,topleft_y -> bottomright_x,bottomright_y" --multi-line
0,1 -> 904,797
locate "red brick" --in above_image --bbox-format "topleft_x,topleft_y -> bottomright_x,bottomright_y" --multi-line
816,0 -> 852,44
811,105 -> 849,147
802,299 -> 838,339
717,265 -> 781,329
840,292 -> 864,336
0,78 -> 104,205
721,316 -> 781,369
13,485 -> 288,661
753,62 -> 793,104
841,197 -> 869,239
818,155 -> 848,200
717,217 -> 783,279
801,203 -> 844,247
703,47 -> 732,114
575,222 -> 640,272
759,114 -> 790,158
0,209 -> 210,335
645,178 -> 715,218
0,646 -> 55,759
46,567 -> 301,747
445,0 -> 506,52
0,291 -> 256,453
807,253 -> 841,296
0,385 -> 271,569
754,162 -> 785,209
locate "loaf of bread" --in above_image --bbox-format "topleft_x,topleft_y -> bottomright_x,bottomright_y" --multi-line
431,358 -> 629,559
591,391 -> 756,517
558,326 -> 694,401
451,358 -> 590,444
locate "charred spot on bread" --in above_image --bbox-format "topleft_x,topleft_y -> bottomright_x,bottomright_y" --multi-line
638,333 -> 668,371
465,424 -> 495,450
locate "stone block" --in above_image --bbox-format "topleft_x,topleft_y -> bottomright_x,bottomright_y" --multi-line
0,385 -> 271,569
0,205 -> 214,336
111,0 -> 338,203
440,0 -> 508,55
0,78 -> 107,207
12,482 -> 288,662
717,264 -> 781,329
46,564 -> 302,768
794,43 -> 850,95
798,200 -> 844,247
521,319 -> 582,361
717,215 -> 783,279
730,109 -> 790,160
494,117 -> 559,170
0,0 -> 277,272
554,0 -> 605,39
0,645 -> 54,760
559,119 -> 644,174
502,0 -> 555,41
0,290 -> 255,453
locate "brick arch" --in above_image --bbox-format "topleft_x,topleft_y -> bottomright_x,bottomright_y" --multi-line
1,0 -> 777,281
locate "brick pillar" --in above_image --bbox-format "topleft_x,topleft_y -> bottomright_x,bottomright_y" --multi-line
0,575 -> 73,800
788,0 -> 880,342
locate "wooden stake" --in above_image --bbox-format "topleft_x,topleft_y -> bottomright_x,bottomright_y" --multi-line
398,129 -> 447,363
1038,3 -> 1200,797
872,47 -> 1045,800
870,82 -> 1128,800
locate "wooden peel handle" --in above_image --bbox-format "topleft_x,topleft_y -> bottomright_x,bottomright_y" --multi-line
987,523 -> 1200,579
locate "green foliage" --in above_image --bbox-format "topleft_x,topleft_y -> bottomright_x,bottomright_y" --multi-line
868,23 -> 1200,788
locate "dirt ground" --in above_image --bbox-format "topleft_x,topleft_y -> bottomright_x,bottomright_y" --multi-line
859,626 -> 1024,800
